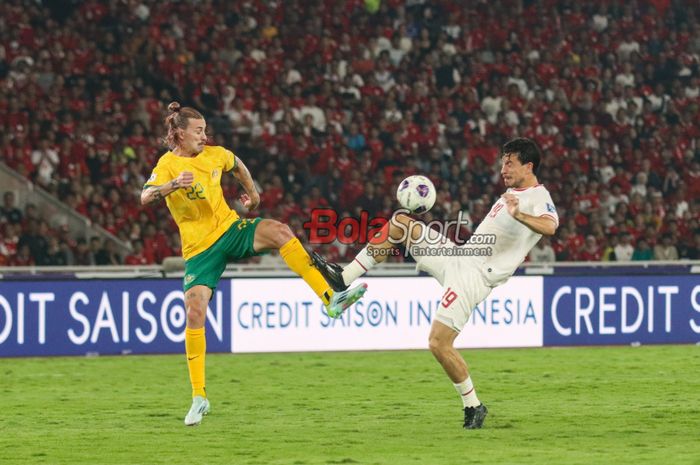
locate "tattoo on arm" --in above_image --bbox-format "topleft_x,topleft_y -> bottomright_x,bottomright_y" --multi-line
150,189 -> 163,203
145,179 -> 181,205
232,156 -> 257,194
145,185 -> 165,204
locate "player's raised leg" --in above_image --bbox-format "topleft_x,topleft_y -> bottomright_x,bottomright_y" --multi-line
253,219 -> 367,317
183,284 -> 212,426
311,212 -> 423,292
428,319 -> 487,429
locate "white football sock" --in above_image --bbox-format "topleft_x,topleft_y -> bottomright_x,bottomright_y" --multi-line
342,245 -> 378,285
454,376 -> 481,408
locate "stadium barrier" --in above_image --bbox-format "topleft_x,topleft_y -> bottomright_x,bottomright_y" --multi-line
0,263 -> 698,356
0,162 -> 132,257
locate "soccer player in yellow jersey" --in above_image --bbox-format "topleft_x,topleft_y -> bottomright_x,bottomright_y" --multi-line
141,102 -> 367,426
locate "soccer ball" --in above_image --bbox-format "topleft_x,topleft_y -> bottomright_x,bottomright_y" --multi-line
396,175 -> 436,214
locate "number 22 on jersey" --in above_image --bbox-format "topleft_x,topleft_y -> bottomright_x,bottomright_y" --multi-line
186,182 -> 206,200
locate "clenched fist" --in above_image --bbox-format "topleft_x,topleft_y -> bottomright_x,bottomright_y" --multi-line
502,193 -> 521,218
174,171 -> 194,189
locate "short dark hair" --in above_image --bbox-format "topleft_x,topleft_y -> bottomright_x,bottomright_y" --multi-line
502,137 -> 543,174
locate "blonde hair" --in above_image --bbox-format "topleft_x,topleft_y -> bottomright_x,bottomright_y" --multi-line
163,102 -> 204,149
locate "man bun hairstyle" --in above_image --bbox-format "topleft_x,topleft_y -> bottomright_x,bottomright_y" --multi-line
502,137 -> 543,174
164,101 -> 204,149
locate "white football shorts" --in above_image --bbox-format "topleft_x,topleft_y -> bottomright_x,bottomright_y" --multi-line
408,229 -> 493,333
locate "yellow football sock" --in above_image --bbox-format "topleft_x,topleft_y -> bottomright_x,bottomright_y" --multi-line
280,237 -> 333,305
185,327 -> 206,398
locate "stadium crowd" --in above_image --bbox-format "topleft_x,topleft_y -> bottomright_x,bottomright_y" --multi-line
1,0 -> 700,266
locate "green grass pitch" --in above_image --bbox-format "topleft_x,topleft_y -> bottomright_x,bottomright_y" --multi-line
1,345 -> 699,465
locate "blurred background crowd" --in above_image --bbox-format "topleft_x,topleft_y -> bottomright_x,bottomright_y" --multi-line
1,0 -> 699,266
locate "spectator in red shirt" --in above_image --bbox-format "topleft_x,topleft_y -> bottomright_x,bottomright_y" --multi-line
125,240 -> 154,265
579,235 -> 603,261
2,0 -> 700,268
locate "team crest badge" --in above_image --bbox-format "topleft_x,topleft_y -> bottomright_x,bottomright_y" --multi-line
184,274 -> 196,285
212,169 -> 219,178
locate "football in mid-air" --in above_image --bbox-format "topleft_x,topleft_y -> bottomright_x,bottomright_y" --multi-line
396,175 -> 436,214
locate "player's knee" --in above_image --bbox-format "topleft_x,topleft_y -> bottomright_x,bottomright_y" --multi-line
393,213 -> 424,243
185,292 -> 209,328
390,213 -> 412,241
186,300 -> 207,325
428,333 -> 449,356
392,213 -> 411,227
272,221 -> 295,248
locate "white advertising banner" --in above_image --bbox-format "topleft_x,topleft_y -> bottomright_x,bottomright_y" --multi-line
230,276 -> 543,353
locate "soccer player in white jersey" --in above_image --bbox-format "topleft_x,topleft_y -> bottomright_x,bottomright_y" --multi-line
312,137 -> 559,429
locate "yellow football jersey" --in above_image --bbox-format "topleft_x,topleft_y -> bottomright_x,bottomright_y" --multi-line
145,145 -> 239,260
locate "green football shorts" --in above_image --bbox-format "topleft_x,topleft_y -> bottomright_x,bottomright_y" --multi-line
183,217 -> 263,292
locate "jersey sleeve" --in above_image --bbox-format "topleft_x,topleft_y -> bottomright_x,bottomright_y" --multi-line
532,189 -> 559,227
222,148 -> 236,172
143,157 -> 173,189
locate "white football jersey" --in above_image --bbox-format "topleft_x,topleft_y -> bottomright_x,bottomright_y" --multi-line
467,184 -> 558,286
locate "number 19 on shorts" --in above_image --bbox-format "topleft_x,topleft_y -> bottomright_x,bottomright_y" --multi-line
441,287 -> 458,308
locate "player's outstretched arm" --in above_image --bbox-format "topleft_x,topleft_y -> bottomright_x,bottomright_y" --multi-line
512,213 -> 557,236
232,156 -> 260,210
141,171 -> 194,205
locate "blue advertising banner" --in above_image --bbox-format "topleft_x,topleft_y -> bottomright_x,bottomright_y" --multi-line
2,274 -> 698,356
544,275 -> 700,345
0,280 -> 230,356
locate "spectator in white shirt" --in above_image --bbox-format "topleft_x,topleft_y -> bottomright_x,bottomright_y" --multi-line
653,234 -> 679,261
629,172 -> 648,198
30,139 -> 59,187
528,237 -> 556,263
614,233 -> 635,261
